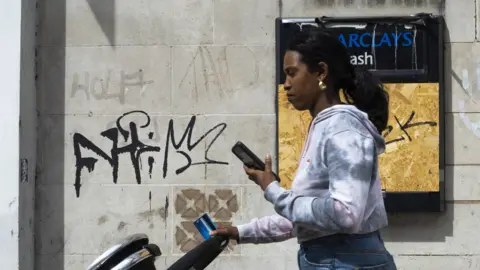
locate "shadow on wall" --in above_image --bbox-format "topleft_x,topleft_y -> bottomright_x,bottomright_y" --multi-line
35,0 -> 66,269
87,0 -> 115,46
35,1 -> 115,269
382,19 -> 453,243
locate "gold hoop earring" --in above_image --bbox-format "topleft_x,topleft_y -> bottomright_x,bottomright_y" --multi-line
318,80 -> 327,90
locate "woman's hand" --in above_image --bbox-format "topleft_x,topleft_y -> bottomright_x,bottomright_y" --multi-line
244,154 -> 275,191
209,225 -> 239,242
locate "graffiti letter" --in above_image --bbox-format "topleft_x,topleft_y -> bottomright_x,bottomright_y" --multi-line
162,116 -> 228,178
384,111 -> 437,145
73,129 -> 117,197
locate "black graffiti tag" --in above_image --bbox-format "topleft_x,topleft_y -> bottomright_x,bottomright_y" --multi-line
162,116 -> 228,178
383,111 -> 437,145
73,111 -> 228,197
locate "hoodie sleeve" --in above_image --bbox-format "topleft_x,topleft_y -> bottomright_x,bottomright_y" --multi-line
236,213 -> 294,244
263,129 -> 375,233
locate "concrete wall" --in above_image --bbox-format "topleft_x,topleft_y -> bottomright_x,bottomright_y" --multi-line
33,0 -> 480,269
20,0 -> 39,269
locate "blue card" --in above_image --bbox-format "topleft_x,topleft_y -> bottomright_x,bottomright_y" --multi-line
193,213 -> 217,240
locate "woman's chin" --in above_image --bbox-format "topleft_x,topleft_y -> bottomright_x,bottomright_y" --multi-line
290,101 -> 307,111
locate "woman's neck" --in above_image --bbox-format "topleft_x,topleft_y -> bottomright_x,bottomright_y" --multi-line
309,97 -> 342,118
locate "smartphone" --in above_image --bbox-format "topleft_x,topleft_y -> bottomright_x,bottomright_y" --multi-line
231,141 -> 266,170
231,141 -> 280,182
193,213 -> 217,240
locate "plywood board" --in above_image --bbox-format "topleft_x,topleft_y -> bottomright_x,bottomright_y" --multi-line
277,83 -> 439,192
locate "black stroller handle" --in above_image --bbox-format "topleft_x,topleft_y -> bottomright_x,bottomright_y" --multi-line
167,235 -> 229,270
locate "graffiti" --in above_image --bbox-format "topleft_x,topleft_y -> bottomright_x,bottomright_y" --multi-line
383,111 -> 437,145
70,70 -> 153,104
476,64 -> 480,99
461,69 -> 470,93
178,46 -> 260,100
458,100 -> 480,138
73,111 -> 228,197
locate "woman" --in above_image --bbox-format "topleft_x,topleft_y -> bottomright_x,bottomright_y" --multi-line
211,27 -> 397,270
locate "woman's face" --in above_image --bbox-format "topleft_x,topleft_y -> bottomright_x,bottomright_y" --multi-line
283,50 -> 322,111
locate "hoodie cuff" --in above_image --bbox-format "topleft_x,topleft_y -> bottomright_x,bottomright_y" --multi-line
236,223 -> 254,244
264,181 -> 285,204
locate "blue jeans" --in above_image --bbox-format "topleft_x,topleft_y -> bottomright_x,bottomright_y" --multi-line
297,231 -> 397,270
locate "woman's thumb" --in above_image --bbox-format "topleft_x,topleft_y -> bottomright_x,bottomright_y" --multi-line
210,228 -> 226,236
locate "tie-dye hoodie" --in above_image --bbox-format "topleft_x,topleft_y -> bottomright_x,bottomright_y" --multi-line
237,104 -> 389,244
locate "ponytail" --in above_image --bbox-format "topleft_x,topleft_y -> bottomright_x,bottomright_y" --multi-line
341,68 -> 390,133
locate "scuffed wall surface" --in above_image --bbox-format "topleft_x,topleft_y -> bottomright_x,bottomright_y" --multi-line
35,0 -> 480,269
19,0 -> 38,268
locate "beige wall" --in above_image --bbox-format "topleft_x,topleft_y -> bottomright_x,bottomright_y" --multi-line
34,0 -> 480,269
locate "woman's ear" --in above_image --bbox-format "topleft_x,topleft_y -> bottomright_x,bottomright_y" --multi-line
317,62 -> 329,82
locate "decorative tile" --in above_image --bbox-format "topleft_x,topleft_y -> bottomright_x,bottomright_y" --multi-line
207,189 -> 240,221
175,188 -> 208,220
173,186 -> 241,255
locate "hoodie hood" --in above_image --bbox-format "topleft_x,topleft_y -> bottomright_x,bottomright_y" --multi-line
312,104 -> 386,154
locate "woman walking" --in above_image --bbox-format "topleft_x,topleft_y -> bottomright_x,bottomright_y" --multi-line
211,27 -> 397,270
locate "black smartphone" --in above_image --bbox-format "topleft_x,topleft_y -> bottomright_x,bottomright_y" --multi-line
231,141 -> 280,182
